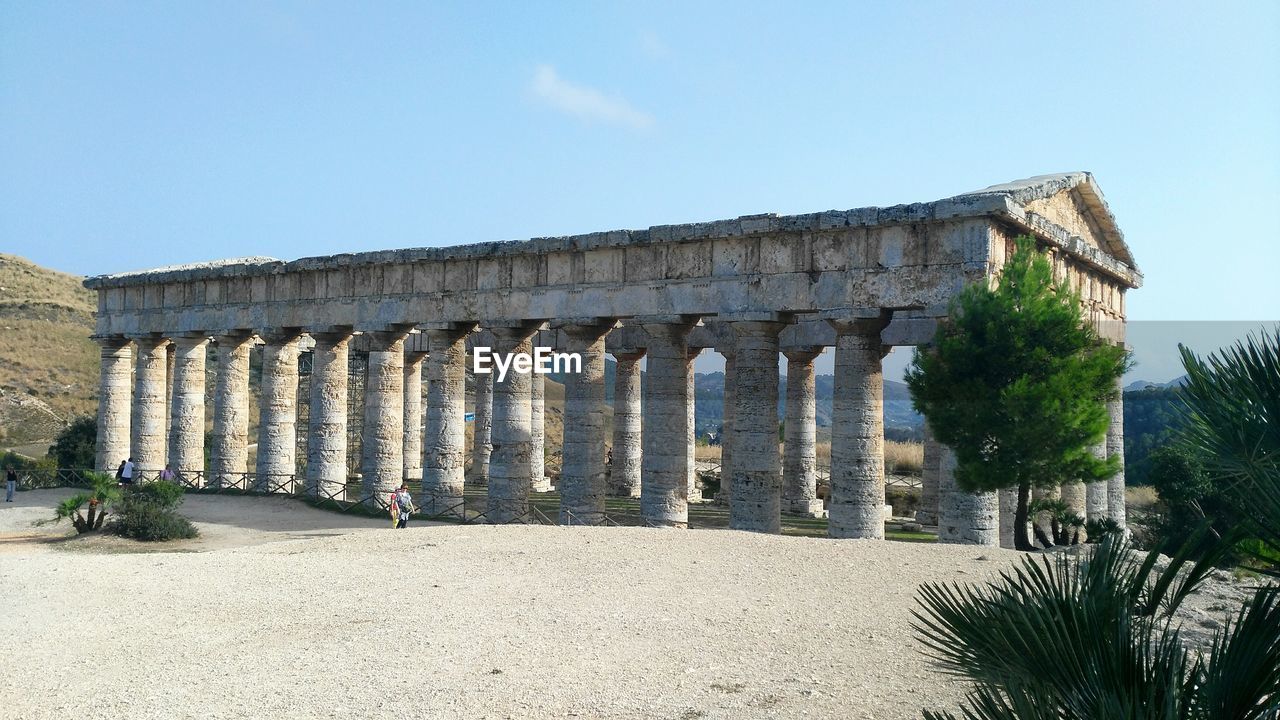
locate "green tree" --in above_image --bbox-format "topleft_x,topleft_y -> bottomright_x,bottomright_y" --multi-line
49,416 -> 97,469
905,236 -> 1130,550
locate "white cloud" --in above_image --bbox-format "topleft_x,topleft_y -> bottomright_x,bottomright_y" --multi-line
529,64 -> 654,130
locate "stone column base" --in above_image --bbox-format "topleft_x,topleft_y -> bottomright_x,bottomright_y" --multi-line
787,499 -> 826,518
531,476 -> 553,493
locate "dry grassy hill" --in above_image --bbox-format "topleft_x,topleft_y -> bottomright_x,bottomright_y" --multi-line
0,254 -> 98,448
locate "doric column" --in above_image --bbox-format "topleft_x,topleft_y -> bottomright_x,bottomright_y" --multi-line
1107,388 -> 1127,529
558,323 -> 613,525
210,332 -> 254,487
167,335 -> 208,484
1060,480 -> 1087,538
94,336 -> 132,472
916,425 -> 940,525
937,443 -> 999,545
998,488 -> 1018,549
530,372 -> 550,492
255,330 -> 302,492
826,318 -> 888,539
687,347 -> 703,503
165,343 -> 175,456
727,321 -> 785,532
783,347 -> 824,517
609,350 -> 644,498
423,326 -> 471,517
486,324 -> 540,523
361,329 -> 410,502
640,320 -> 696,528
130,335 -> 169,473
717,349 -> 736,505
470,366 -> 493,486
306,330 -> 351,500
1086,441 -> 1109,523
403,350 -> 427,481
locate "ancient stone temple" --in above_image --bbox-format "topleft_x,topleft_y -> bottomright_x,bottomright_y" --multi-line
83,172 -> 1140,544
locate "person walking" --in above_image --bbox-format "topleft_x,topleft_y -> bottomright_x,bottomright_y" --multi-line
5,465 -> 16,502
394,484 -> 416,529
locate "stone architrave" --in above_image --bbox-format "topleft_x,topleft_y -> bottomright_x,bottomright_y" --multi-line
728,321 -> 786,533
783,347 -> 824,517
130,335 -> 169,474
210,333 -> 254,488
255,331 -> 302,492
558,323 -> 613,524
422,327 -> 471,517
168,334 -> 209,485
307,330 -> 351,500
640,321 -> 696,528
486,324 -> 540,523
361,329 -> 410,502
94,337 -> 132,472
826,318 -> 888,539
609,350 -> 644,498
403,350 -> 427,481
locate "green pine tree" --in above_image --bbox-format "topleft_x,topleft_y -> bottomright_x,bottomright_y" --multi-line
906,236 -> 1131,550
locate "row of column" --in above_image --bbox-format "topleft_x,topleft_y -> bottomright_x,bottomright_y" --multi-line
918,390 -> 1128,545
96,316 -> 1053,542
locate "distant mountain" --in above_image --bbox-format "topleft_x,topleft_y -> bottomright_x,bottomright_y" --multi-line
1125,375 -> 1188,392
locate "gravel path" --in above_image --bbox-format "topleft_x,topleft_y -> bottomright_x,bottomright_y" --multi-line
0,492 -> 1050,718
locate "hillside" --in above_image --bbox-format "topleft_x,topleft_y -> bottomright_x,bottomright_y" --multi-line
0,254 -> 98,447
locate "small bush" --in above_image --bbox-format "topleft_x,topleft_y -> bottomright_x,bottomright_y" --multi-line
109,481 -> 198,541
886,486 -> 921,516
49,416 -> 96,469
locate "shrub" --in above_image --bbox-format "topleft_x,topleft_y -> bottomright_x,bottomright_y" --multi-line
44,471 -> 119,533
49,416 -> 96,469
109,481 -> 198,541
886,486 -> 920,516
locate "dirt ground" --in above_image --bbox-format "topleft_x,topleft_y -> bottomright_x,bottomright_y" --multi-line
0,489 -> 1261,720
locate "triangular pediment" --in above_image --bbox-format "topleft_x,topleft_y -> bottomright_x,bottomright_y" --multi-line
952,172 -> 1138,271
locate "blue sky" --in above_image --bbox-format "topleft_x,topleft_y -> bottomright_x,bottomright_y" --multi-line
2,2 -> 1277,380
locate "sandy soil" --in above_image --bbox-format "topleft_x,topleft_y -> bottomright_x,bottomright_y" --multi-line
0,490 -> 1262,720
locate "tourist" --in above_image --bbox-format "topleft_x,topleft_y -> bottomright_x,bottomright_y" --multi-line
4,465 -> 16,502
161,463 -> 175,482
119,457 -> 135,486
394,484 -> 415,529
